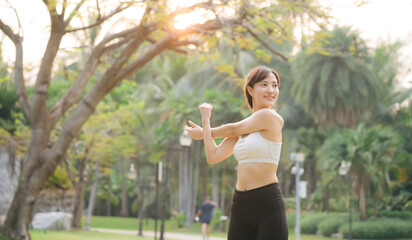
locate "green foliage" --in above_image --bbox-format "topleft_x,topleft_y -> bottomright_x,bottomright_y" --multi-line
318,214 -> 348,236
171,210 -> 186,228
300,212 -> 328,234
291,26 -> 380,127
45,164 -> 72,189
286,210 -> 296,230
339,218 -> 412,239
0,86 -> 21,132
372,210 -> 412,220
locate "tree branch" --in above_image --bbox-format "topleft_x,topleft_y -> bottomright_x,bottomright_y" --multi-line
66,4 -> 131,33
64,0 -> 87,27
147,37 -> 187,54
64,155 -> 76,186
62,0 -> 67,19
246,28 -> 288,61
0,20 -> 31,122
49,14 -> 148,129
169,2 -> 211,18
109,36 -> 175,95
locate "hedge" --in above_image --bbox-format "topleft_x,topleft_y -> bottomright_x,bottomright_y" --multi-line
372,210 -> 412,220
300,212 -> 329,234
318,216 -> 348,237
339,218 -> 412,239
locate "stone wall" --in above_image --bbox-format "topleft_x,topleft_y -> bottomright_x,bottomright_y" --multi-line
0,146 -> 21,216
33,188 -> 76,215
0,145 -> 76,222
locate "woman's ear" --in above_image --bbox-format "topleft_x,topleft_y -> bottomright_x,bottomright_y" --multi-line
247,86 -> 253,97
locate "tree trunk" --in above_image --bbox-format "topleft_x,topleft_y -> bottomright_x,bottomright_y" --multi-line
71,157 -> 87,228
106,176 -> 112,216
212,166 -> 219,204
185,146 -> 193,227
120,158 -> 128,217
179,149 -> 184,214
322,184 -> 329,212
201,151 -> 207,199
85,161 -> 100,230
137,179 -> 147,236
1,129 -> 58,239
359,180 -> 367,220
1,174 -> 41,240
190,142 -> 200,227
305,158 -> 315,210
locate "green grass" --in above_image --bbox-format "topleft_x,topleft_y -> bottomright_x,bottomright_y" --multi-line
81,216 -> 340,239
28,216 -> 412,240
81,216 -> 167,231
28,229 -> 343,240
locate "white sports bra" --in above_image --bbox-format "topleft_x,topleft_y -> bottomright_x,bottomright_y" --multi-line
233,132 -> 282,165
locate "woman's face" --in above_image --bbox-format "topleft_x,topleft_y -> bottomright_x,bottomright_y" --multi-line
247,73 -> 279,109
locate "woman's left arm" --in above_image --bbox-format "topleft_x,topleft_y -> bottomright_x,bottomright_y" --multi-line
188,108 -> 281,139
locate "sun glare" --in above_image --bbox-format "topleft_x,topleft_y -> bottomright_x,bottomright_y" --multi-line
173,9 -> 215,30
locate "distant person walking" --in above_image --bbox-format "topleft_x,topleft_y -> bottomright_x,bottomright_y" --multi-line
196,196 -> 217,240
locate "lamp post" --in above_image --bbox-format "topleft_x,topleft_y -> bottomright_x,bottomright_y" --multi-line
154,161 -> 163,240
339,161 -> 352,240
127,163 -> 142,236
291,152 -> 305,240
159,130 -> 192,240
179,129 -> 193,228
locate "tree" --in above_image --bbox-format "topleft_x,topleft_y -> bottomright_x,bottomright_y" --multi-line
0,1 -> 327,238
317,124 -> 400,220
291,26 -> 381,128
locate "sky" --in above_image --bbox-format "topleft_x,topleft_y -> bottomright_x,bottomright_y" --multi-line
324,0 -> 412,87
1,0 -> 412,87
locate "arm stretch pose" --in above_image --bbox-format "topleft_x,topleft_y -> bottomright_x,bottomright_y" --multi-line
187,66 -> 288,240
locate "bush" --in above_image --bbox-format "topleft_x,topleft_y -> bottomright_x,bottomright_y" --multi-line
373,210 -> 412,220
339,218 -> 412,239
318,216 -> 347,237
286,210 -> 296,230
300,212 -> 329,234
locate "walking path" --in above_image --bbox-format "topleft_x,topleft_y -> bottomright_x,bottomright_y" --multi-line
91,227 -> 227,240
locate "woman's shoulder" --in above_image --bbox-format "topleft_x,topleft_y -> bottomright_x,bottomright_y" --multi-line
253,108 -> 284,126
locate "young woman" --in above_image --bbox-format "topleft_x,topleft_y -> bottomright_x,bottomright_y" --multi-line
187,66 -> 288,240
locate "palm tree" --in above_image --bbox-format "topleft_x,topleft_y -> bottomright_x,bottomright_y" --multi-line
291,26 -> 381,128
317,124 -> 400,220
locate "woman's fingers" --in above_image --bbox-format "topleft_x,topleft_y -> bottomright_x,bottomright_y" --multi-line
188,120 -> 199,128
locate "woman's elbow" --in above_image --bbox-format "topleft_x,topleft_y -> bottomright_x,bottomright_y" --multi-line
206,157 -> 216,164
206,156 -> 219,164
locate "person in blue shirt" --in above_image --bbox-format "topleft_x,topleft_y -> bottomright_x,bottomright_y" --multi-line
196,196 -> 218,240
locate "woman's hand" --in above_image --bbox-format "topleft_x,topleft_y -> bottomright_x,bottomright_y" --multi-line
186,120 -> 203,140
199,103 -> 213,120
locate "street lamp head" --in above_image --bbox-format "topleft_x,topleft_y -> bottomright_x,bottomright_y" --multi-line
291,166 -> 304,176
290,152 -> 305,163
128,163 -> 136,180
180,129 -> 192,147
338,161 -> 352,176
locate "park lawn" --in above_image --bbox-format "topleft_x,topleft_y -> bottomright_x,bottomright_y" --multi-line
29,229 -> 343,240
30,229 -> 177,240
81,216 -> 339,240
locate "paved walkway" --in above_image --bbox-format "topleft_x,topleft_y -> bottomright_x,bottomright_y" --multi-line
91,227 -> 227,240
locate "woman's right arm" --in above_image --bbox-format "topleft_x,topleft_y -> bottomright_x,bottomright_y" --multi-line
200,104 -> 238,164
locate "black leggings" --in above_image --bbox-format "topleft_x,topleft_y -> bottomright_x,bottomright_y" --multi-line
228,183 -> 288,240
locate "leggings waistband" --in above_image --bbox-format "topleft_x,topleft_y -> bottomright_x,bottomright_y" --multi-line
233,183 -> 283,205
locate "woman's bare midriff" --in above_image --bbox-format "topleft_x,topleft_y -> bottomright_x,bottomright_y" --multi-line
236,163 -> 278,191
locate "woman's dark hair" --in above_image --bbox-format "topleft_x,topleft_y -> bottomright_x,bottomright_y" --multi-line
244,66 -> 280,109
